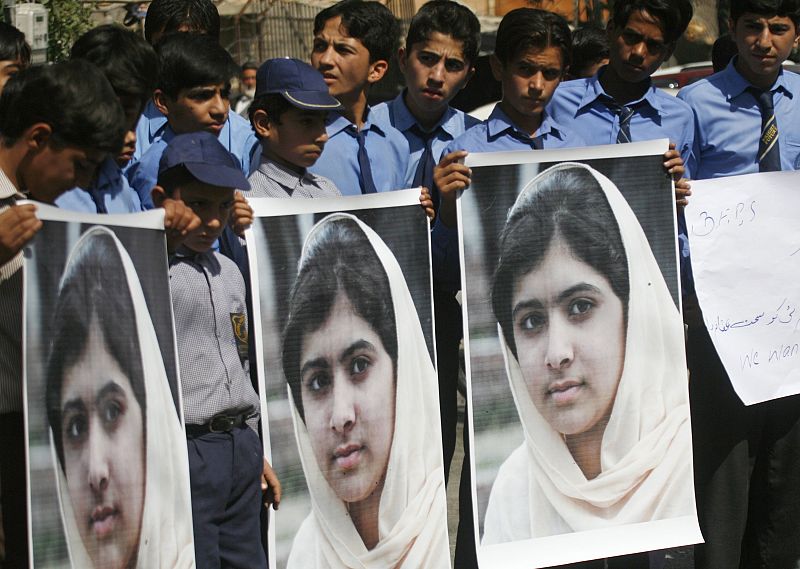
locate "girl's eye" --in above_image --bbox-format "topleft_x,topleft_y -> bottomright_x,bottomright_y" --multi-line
308,373 -> 330,393
103,401 -> 122,424
520,313 -> 545,332
351,357 -> 369,375
65,415 -> 87,441
569,299 -> 594,316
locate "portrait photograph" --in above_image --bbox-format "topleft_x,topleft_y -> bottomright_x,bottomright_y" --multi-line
23,206 -> 195,569
246,190 -> 450,569
459,141 -> 702,568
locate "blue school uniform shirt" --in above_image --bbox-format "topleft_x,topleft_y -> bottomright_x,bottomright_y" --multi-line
548,68 -> 695,171
371,91 -> 481,177
372,92 -> 481,290
308,108 -> 411,195
677,58 -> 800,180
437,104 -> 585,291
56,156 -> 143,214
127,122 -> 254,210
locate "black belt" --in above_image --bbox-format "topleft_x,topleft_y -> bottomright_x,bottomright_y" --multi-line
185,412 -> 255,437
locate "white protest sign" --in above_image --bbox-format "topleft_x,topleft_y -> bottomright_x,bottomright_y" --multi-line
688,170 -> 800,405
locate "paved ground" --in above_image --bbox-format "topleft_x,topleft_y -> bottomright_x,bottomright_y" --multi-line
445,395 -> 695,569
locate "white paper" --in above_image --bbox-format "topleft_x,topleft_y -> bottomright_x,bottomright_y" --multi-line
688,170 -> 800,405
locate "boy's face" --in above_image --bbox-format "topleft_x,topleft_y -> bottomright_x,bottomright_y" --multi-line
311,16 -> 385,101
607,9 -> 672,84
171,181 -> 235,253
117,94 -> 144,167
731,13 -> 799,84
400,32 -> 473,116
258,106 -> 329,169
491,45 -> 564,121
157,83 -> 230,136
23,135 -> 105,203
0,59 -> 22,93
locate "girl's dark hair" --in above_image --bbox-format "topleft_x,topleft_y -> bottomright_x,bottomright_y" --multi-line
491,166 -> 629,357
282,217 -> 397,420
406,0 -> 481,65
313,0 -> 401,63
46,230 -> 147,470
155,32 -> 238,98
494,8 -> 572,70
144,0 -> 220,44
0,21 -> 30,65
0,60 -> 125,154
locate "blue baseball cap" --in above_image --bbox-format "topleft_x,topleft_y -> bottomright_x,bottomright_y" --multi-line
255,57 -> 343,111
158,132 -> 250,191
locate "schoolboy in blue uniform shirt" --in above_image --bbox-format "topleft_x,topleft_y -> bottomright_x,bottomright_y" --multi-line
151,131 -> 280,569
57,25 -> 157,214
308,0 -> 411,195
247,57 -> 343,198
127,33 -> 257,209
677,0 -> 800,567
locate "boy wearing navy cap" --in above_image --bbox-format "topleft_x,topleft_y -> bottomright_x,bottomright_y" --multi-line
151,131 -> 281,569
247,58 -> 343,198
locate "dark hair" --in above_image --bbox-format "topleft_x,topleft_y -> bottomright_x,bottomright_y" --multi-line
406,0 -> 481,65
282,217 -> 397,421
313,0 -> 401,63
494,8 -> 572,70
241,60 -> 259,73
492,166 -> 629,358
155,33 -> 238,98
730,0 -> 800,26
610,0 -> 694,45
71,25 -> 158,105
570,24 -> 609,78
46,229 -> 147,470
0,21 -> 30,65
0,60 -> 125,153
711,33 -> 738,72
247,93 -> 296,138
144,0 -> 220,44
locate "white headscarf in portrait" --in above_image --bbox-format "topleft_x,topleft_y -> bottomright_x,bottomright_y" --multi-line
286,213 -> 450,569
483,163 -> 693,542
52,226 -> 195,568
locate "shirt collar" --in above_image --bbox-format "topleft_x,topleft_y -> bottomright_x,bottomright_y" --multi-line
486,104 -> 564,142
721,56 -> 794,100
258,155 -> 316,188
577,66 -> 663,114
144,99 -> 169,139
0,167 -> 21,200
326,106 -> 386,137
91,156 -> 123,191
391,91 -> 460,139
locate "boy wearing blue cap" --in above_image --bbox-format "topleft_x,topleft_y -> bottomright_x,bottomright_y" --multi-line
151,131 -> 281,569
247,58 -> 343,198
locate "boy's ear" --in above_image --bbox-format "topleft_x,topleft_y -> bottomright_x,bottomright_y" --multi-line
366,59 -> 389,85
463,65 -> 476,88
23,122 -> 53,152
489,54 -> 504,82
153,89 -> 171,117
252,109 -> 271,139
398,46 -> 407,73
151,185 -> 170,208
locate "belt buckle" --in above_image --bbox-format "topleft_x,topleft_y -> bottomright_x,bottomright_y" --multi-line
209,414 -> 235,433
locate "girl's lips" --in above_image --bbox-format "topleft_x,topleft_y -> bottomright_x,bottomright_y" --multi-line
90,506 -> 118,539
333,443 -> 363,471
547,379 -> 584,406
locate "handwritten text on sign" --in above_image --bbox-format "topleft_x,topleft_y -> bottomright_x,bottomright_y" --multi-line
689,170 -> 800,405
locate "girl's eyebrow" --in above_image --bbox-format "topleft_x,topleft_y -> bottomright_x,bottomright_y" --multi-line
512,283 -> 602,319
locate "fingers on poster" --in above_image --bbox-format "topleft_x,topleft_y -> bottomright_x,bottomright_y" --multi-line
246,190 -> 450,569
459,141 -> 702,568
23,206 -> 195,568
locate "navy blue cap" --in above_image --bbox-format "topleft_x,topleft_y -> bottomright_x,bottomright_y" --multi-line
158,132 -> 250,191
255,57 -> 343,111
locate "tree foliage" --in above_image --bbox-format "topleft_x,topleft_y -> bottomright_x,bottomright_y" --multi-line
42,0 -> 92,61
